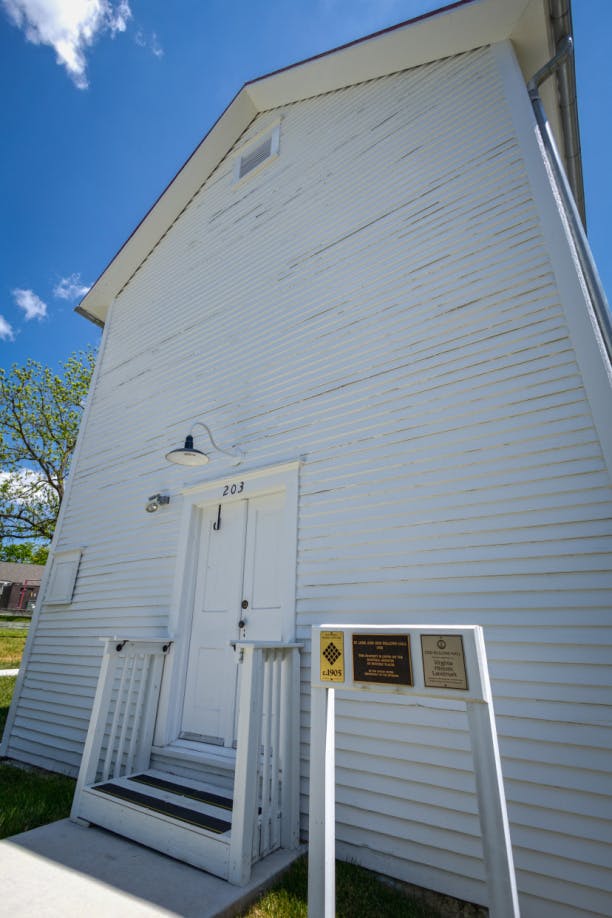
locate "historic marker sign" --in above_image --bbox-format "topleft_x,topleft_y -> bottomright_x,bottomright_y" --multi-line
309,625 -> 520,918
319,630 -> 345,682
352,633 -> 412,686
421,634 -> 468,690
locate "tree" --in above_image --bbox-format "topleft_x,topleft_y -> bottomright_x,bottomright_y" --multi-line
0,349 -> 96,545
0,541 -> 49,565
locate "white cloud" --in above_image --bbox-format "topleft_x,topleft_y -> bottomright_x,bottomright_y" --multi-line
0,315 -> 15,341
1,0 -> 132,89
134,27 -> 163,58
0,469 -> 53,502
13,288 -> 48,321
150,31 -> 162,58
53,273 -> 90,301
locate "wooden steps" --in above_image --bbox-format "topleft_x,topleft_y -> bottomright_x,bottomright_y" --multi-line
71,640 -> 301,886
76,768 -> 236,879
150,741 -> 236,792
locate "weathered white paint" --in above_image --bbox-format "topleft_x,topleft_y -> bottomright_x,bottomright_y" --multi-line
4,38 -> 612,917
180,489 -> 288,745
154,460 -> 300,748
77,0 -> 563,327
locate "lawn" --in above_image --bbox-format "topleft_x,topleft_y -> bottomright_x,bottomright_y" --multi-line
239,855 -> 438,917
0,628 -> 28,668
0,676 -> 76,839
0,674 -> 16,736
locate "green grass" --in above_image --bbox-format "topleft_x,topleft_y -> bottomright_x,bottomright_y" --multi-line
0,676 -> 75,839
0,615 -> 31,623
240,856 -> 438,918
0,628 -> 28,668
0,675 -> 16,737
0,761 -> 75,839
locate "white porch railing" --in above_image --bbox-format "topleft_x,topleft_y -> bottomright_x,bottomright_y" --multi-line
70,636 -> 301,886
71,638 -> 171,818
228,641 -> 302,885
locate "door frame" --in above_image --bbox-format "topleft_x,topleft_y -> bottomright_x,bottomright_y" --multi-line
154,460 -> 301,747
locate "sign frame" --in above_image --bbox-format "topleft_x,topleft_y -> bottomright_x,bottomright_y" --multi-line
308,624 -> 520,918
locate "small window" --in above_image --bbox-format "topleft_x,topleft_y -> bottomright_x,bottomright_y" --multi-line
234,123 -> 280,183
46,549 -> 82,605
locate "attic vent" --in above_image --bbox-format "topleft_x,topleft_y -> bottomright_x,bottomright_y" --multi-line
239,136 -> 272,178
234,123 -> 280,182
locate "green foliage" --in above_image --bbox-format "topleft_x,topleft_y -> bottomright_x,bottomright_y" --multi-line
0,349 -> 96,544
0,541 -> 49,565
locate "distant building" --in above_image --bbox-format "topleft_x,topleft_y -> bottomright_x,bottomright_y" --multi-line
0,562 -> 45,613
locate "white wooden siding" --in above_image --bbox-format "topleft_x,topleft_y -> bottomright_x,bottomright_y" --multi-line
5,45 -> 612,917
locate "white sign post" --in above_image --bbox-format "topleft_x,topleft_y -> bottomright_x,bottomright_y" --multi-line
307,624 -> 520,918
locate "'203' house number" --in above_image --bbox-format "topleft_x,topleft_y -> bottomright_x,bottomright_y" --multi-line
222,481 -> 245,497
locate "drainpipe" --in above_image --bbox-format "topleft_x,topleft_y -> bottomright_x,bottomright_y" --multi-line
527,36 -> 612,364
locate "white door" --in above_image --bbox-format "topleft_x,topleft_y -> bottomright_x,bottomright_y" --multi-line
181,491 -> 286,746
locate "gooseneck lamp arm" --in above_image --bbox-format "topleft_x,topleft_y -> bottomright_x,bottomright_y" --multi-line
190,422 -> 243,461
165,421 -> 244,466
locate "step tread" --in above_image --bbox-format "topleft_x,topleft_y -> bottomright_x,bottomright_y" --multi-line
152,740 -> 236,770
131,772 -> 233,812
92,781 -> 232,835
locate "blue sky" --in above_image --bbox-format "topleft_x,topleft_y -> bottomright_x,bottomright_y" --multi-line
1,0 -> 610,369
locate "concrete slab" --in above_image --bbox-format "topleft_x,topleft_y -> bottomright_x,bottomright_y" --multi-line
0,819 -> 305,917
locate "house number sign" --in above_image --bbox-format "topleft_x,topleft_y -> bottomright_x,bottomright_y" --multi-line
221,480 -> 245,497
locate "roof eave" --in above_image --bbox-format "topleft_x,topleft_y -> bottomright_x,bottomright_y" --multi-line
77,0 -> 577,327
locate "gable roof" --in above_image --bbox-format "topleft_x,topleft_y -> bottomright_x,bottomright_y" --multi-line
0,562 -> 45,584
77,0 -> 578,327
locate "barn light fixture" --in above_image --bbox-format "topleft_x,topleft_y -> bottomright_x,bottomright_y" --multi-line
165,422 -> 244,467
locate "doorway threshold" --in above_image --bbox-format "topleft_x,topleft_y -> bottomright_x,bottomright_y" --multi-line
152,738 -> 237,768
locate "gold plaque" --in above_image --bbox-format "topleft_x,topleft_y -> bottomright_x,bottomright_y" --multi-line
421,634 -> 468,690
319,631 -> 345,683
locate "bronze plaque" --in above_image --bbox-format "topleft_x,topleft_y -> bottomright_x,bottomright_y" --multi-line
352,634 -> 412,686
421,634 -> 468,690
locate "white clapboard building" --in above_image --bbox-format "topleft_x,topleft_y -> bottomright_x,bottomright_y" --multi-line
3,0 -> 611,914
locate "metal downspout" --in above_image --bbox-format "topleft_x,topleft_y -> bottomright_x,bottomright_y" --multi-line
527,37 -> 612,364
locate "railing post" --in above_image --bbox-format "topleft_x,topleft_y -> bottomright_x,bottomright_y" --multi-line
134,649 -> 168,773
229,645 -> 265,885
281,645 -> 301,849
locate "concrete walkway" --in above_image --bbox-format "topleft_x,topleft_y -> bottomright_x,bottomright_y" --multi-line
0,819 -> 305,917
0,668 -> 19,676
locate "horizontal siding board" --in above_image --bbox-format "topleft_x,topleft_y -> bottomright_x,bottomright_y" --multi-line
6,45 -> 612,917
334,840 -> 486,909
336,819 -> 484,880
